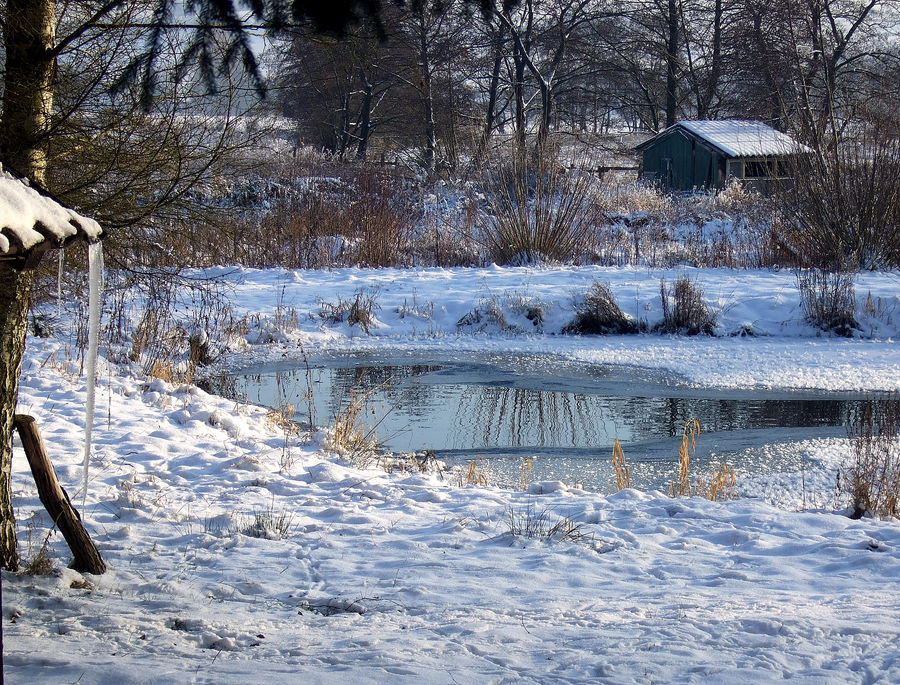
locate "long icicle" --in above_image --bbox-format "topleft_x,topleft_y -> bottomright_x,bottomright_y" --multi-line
82,241 -> 104,508
57,248 -> 64,319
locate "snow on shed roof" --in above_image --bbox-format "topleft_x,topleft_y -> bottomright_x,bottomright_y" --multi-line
0,170 -> 102,268
641,120 -> 809,157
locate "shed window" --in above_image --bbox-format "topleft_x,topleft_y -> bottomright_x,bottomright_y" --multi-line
744,160 -> 773,178
743,159 -> 790,178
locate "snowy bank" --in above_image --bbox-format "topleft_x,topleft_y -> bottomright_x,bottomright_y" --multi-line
4,265 -> 900,683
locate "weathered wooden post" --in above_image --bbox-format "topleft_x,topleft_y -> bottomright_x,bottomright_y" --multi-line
14,415 -> 105,574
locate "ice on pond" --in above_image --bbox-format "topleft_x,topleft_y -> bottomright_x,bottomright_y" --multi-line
230,351 -> 890,492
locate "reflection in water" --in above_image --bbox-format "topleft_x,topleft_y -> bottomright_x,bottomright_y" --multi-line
227,355 -> 899,492
456,387 -> 599,448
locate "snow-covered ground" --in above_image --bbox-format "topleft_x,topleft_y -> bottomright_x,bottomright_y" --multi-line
5,264 -> 900,684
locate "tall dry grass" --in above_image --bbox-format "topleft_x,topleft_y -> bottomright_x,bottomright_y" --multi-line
842,401 -> 900,518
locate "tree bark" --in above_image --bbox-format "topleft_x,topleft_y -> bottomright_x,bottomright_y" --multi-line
0,0 -> 57,571
0,268 -> 35,572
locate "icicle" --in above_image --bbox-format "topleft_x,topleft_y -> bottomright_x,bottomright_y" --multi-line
82,241 -> 104,508
57,248 -> 64,319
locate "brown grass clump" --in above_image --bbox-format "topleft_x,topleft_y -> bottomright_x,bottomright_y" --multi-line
612,438 -> 630,491
328,388 -> 381,465
657,277 -> 716,335
842,401 -> 900,518
458,458 -> 489,487
520,457 -> 535,491
564,282 -> 639,335
694,464 -> 737,502
265,401 -> 301,435
668,419 -> 737,502
670,419 -> 701,497
24,529 -> 55,576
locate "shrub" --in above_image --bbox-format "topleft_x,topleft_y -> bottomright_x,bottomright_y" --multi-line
796,268 -> 858,336
113,271 -> 233,383
657,277 -> 716,335
842,401 -> 900,518
479,143 -> 600,264
777,114 -> 900,269
564,282 -> 639,335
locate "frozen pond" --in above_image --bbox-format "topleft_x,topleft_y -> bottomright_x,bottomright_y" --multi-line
229,351 -> 894,492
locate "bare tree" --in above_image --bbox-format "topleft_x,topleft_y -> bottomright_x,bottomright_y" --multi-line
277,24 -> 395,160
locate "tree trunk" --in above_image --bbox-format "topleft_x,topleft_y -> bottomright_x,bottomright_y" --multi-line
0,0 -> 57,571
0,269 -> 35,571
473,22 -> 507,169
665,0 -> 679,128
418,15 -> 437,174
355,71 -> 373,161
513,40 -> 528,153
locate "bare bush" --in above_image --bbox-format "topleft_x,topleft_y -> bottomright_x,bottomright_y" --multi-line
796,269 -> 858,336
220,163 -> 419,269
101,270 -> 234,382
656,277 -> 716,335
479,143 -> 601,265
842,400 -> 900,519
564,282 -> 639,335
778,113 -> 900,269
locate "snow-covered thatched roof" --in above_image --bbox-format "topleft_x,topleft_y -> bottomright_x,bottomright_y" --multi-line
638,120 -> 810,158
0,170 -> 102,269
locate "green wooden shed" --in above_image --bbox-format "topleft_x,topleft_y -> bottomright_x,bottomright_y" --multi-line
635,120 -> 808,193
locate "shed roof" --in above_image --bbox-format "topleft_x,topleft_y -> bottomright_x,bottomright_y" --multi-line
637,120 -> 809,158
0,170 -> 102,269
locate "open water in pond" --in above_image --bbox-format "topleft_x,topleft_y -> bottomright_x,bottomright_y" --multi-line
229,350 -> 897,492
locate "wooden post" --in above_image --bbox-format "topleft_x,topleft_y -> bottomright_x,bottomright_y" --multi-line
14,415 -> 105,574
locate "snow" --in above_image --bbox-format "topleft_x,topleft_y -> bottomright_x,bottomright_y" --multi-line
5,264 -> 900,684
0,170 -> 102,258
657,120 -> 809,158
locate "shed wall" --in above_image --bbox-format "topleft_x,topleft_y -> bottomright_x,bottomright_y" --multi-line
640,131 -> 726,190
